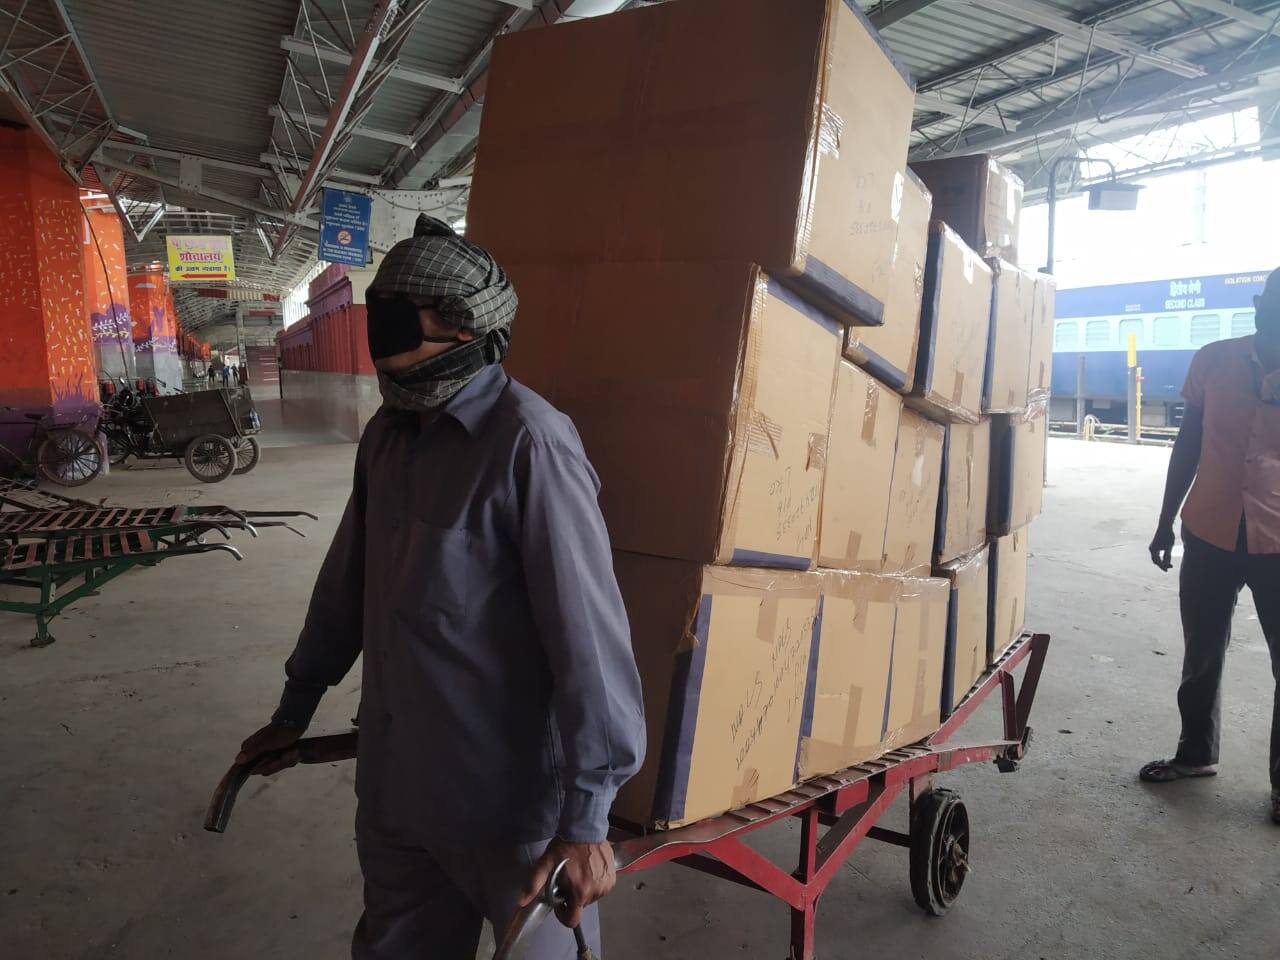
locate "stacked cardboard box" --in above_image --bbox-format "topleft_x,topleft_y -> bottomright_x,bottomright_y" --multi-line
468,0 -> 1042,829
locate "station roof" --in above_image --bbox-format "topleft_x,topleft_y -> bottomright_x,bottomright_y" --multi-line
2,0 -> 1278,330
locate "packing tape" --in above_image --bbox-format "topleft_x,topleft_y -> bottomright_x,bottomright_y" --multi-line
807,432 -> 828,471
722,275 -> 769,556
861,377 -> 880,445
730,767 -> 761,810
851,593 -> 869,632
842,683 -> 865,747
951,370 -> 965,405
818,103 -> 844,160
844,529 -> 862,564
890,170 -> 905,224
747,410 -> 784,459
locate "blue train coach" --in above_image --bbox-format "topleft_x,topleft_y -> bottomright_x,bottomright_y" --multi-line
1050,270 -> 1270,426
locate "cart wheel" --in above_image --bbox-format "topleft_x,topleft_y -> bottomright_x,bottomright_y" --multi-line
184,434 -> 236,483
36,429 -> 104,487
106,437 -> 130,466
910,788 -> 970,917
232,436 -> 261,475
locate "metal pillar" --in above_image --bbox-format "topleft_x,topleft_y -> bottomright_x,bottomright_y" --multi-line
1075,353 -> 1086,436
1126,333 -> 1139,443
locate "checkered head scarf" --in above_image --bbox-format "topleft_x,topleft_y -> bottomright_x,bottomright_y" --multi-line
369,215 -> 517,411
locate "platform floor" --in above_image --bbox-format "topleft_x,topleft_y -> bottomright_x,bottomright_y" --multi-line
2,433 -> 1277,959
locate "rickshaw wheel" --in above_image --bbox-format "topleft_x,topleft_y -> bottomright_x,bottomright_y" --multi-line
910,788 -> 971,917
184,434 -> 236,483
36,428 -> 104,487
232,436 -> 261,475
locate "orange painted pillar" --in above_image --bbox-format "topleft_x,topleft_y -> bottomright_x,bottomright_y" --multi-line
127,267 -> 168,385
0,126 -> 96,420
81,199 -> 135,381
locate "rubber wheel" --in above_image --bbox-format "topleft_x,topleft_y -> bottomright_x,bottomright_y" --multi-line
910,788 -> 971,917
184,434 -> 236,483
232,436 -> 261,475
36,429 -> 104,487
106,437 -> 130,466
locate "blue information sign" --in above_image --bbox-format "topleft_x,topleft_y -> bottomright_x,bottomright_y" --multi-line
1056,270 -> 1267,319
318,188 -> 372,266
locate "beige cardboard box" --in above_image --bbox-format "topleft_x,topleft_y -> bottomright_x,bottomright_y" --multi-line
611,554 -> 823,829
468,0 -> 916,326
989,403 -> 1048,536
883,408 -> 945,575
939,546 -> 990,714
984,259 -> 1037,414
1027,273 -> 1059,403
843,168 -> 932,392
908,221 -> 993,424
935,420 -> 991,564
883,575 -> 949,750
505,261 -> 841,568
798,571 -> 899,779
988,526 -> 1029,666
817,361 -> 902,571
910,155 -> 1024,262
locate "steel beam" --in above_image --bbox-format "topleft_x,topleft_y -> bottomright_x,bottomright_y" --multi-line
258,153 -> 381,185
92,155 -> 320,231
869,0 -> 944,30
278,34 -> 462,93
915,91 -> 1016,128
965,0 -> 1206,78
912,41 -> 1280,158
1178,0 -> 1279,33
267,104 -> 414,146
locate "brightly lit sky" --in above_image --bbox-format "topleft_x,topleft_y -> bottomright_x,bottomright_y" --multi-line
1018,108 -> 1280,288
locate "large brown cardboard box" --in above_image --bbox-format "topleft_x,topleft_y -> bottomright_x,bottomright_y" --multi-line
939,545 -> 990,714
983,259 -> 1037,414
910,155 -> 1024,262
988,526 -> 1029,666
908,221 -> 993,424
935,420 -> 991,564
611,553 -> 823,829
797,571 -> 899,779
468,0 -> 916,327
817,361 -> 902,571
883,575 -> 949,749
883,408 -> 944,575
505,261 -> 841,568
989,403 -> 1047,536
843,168 -> 932,391
1027,273 -> 1059,403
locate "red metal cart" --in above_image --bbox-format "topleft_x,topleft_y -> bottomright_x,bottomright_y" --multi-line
208,632 -> 1048,960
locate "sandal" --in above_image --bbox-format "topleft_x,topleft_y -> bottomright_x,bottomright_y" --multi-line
1139,759 -> 1218,782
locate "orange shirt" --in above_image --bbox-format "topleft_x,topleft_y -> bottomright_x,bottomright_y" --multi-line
1181,335 -> 1280,553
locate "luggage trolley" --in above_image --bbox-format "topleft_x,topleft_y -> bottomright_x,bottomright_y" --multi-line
208,633 -> 1048,959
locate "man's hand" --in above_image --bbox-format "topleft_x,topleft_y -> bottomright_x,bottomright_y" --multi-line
235,722 -> 303,776
517,837 -> 616,930
1149,522 -> 1176,572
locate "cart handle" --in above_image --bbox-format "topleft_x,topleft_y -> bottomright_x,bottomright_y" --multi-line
203,730 -> 358,833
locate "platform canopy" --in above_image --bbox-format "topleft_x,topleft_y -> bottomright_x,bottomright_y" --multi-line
2,0 -> 1277,329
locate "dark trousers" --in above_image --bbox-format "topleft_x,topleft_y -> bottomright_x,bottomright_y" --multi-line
1175,525 -> 1280,789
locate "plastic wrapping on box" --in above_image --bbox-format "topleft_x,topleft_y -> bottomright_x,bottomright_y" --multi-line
938,544 -> 990,714
988,397 -> 1049,536
882,573 -> 949,750
935,419 -> 991,564
983,258 -> 1037,414
884,408 -> 945,575
908,221 -> 993,424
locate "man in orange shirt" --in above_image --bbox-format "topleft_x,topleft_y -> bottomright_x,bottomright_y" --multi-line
1143,267 -> 1280,824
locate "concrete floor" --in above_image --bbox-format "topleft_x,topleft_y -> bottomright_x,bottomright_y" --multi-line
3,429 -> 1278,959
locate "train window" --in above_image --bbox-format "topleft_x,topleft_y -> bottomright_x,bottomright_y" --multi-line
1231,310 -> 1256,337
1085,320 -> 1111,347
1055,321 -> 1079,348
1118,318 -> 1143,347
1190,313 -> 1221,345
1153,315 -> 1181,347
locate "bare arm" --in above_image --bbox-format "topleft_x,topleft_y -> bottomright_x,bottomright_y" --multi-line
1149,404 -> 1203,570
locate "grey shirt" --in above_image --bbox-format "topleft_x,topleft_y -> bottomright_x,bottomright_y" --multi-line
272,364 -> 645,845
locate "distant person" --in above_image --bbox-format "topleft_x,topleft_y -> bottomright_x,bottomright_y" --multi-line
220,365 -> 231,388
1144,266 -> 1280,825
238,364 -> 248,387
207,365 -> 217,386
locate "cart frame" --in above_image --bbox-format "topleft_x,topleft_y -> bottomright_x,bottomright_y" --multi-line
607,631 -> 1048,959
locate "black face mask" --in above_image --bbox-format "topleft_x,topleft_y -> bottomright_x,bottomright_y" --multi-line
366,291 -> 464,360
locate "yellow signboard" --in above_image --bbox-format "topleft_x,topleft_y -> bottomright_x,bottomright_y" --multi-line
166,235 -> 236,282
